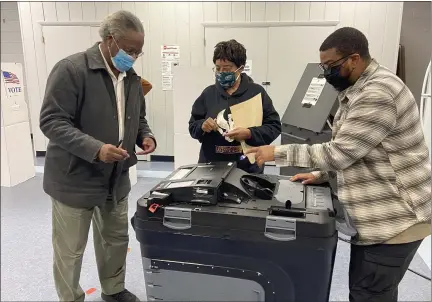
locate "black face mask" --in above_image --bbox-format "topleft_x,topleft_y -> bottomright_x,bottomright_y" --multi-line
324,63 -> 353,92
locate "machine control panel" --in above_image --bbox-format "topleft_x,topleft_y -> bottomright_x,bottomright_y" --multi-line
305,186 -> 333,211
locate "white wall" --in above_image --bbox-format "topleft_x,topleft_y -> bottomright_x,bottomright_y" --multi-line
18,1 -> 404,157
1,2 -> 25,75
1,2 -> 31,131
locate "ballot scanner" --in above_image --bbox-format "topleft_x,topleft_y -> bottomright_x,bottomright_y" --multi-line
132,162 -> 339,302
279,63 -> 339,190
278,63 -> 357,237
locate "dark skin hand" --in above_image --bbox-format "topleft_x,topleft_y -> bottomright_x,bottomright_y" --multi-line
136,137 -> 156,155
245,145 -> 275,167
98,143 -> 129,163
224,128 -> 252,141
290,173 -> 325,185
202,117 -> 218,133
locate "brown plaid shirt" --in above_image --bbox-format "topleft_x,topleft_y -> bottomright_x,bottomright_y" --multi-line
275,60 -> 431,245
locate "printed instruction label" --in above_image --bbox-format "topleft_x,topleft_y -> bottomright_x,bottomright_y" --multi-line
162,75 -> 173,91
162,61 -> 172,76
301,77 -> 326,106
161,45 -> 180,61
161,45 -> 180,90
243,60 -> 252,76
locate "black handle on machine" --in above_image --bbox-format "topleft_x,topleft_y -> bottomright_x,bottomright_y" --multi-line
269,206 -> 306,219
240,175 -> 276,200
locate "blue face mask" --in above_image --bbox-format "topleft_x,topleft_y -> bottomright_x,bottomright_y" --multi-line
109,38 -> 136,72
216,67 -> 242,89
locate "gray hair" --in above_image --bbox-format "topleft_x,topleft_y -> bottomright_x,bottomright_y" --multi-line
99,10 -> 144,40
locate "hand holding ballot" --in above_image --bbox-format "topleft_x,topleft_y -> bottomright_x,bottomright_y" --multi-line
202,117 -> 219,133
223,127 -> 252,141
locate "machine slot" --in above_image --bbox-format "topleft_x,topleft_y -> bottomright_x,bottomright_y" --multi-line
269,207 -> 306,219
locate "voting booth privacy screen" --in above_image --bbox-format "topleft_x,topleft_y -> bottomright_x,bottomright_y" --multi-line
1,62 -> 35,187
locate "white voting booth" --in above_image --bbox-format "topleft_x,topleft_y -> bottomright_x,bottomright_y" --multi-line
1,62 -> 35,187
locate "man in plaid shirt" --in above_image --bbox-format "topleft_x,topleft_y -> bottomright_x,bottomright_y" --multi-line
247,27 -> 431,302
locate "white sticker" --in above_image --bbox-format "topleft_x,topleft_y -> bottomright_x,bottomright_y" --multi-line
1,70 -> 23,98
301,77 -> 327,106
161,45 -> 180,61
243,60 -> 252,76
161,45 -> 180,90
162,75 -> 173,91
162,61 -> 172,76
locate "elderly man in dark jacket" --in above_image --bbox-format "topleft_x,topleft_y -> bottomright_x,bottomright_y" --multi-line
39,10 -> 155,302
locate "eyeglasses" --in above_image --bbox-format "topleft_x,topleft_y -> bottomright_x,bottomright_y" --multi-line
319,54 -> 354,72
111,35 -> 144,59
125,50 -> 144,59
212,65 -> 237,73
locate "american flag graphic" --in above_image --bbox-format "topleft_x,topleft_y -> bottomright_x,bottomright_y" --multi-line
2,71 -> 20,85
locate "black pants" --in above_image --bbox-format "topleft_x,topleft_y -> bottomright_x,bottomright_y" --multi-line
349,239 -> 423,302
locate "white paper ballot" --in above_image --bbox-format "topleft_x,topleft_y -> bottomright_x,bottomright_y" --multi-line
301,77 -> 327,106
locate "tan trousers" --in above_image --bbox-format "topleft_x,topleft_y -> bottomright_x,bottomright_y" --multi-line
52,197 -> 129,302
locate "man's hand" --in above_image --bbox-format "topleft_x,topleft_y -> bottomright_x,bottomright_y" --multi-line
224,127 -> 252,141
290,173 -> 324,185
98,144 -> 129,163
245,145 -> 276,167
201,117 -> 218,133
137,137 -> 156,155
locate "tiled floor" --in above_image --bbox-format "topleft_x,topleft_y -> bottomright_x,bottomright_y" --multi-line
1,160 -> 431,301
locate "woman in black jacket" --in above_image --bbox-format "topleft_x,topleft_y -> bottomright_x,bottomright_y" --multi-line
188,39 -> 281,173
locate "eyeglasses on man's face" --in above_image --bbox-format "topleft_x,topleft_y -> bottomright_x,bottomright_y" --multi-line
319,54 -> 354,72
